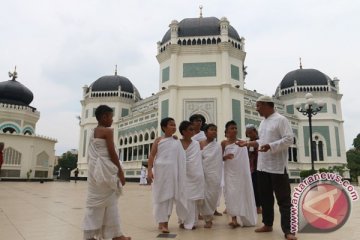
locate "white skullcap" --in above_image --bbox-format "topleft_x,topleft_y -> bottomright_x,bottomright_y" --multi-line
256,95 -> 274,103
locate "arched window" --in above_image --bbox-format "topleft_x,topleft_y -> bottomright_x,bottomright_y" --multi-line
2,127 -> 16,133
145,133 -> 149,141
318,141 -> 324,161
288,137 -> 298,162
4,147 -> 22,165
134,135 -> 137,143
139,134 -> 143,142
150,131 -> 155,140
129,136 -> 132,144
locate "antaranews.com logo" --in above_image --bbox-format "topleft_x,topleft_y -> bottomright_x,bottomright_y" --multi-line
291,172 -> 359,233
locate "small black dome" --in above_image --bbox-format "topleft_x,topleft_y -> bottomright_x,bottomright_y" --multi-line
161,17 -> 241,44
280,68 -> 334,89
0,79 -> 34,106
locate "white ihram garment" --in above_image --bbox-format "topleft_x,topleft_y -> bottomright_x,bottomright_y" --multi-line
191,130 -> 206,142
223,143 -> 257,226
200,140 -> 223,220
181,140 -> 205,229
83,130 -> 123,240
152,137 -> 188,223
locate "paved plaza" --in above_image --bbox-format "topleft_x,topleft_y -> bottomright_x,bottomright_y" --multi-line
0,181 -> 359,240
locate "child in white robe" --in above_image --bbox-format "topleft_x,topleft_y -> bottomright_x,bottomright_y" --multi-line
199,124 -> 223,228
139,166 -> 147,185
221,120 -> 257,228
147,117 -> 188,233
189,114 -> 207,142
179,120 -> 205,230
82,105 -> 130,240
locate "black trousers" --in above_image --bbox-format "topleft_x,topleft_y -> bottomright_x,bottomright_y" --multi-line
251,171 -> 261,207
257,170 -> 292,235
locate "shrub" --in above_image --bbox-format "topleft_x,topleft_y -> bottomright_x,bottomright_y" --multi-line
300,169 -> 317,178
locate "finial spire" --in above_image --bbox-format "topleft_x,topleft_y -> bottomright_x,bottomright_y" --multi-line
8,66 -> 18,81
115,65 -> 117,76
299,57 -> 303,69
199,5 -> 203,18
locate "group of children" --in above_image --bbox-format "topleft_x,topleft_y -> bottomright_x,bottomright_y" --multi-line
82,105 -> 261,240
147,115 -> 260,233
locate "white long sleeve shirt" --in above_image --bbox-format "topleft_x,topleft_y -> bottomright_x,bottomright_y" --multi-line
256,112 -> 294,174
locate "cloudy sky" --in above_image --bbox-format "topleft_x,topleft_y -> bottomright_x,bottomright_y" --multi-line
1,0 -> 359,155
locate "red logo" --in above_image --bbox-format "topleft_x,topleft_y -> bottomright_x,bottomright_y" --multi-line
300,183 -> 350,232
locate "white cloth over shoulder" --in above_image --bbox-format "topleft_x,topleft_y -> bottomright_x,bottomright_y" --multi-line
83,130 -> 123,239
191,130 -> 206,142
223,143 -> 257,226
85,131 -> 122,208
200,140 -> 222,216
185,140 -> 205,200
152,137 -> 188,220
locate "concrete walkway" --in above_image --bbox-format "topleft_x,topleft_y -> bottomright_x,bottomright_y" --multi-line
0,181 -> 359,240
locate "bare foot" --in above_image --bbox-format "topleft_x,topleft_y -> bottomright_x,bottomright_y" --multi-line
198,214 -> 204,220
228,222 -> 240,228
158,222 -> 169,233
257,207 -> 262,214
113,236 -> 131,240
179,223 -> 185,229
285,233 -> 297,240
161,226 -> 170,233
204,221 -> 213,228
214,210 -> 223,216
255,225 -> 273,233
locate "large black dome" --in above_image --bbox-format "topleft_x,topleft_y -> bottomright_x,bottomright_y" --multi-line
90,75 -> 135,93
280,68 -> 334,89
0,79 -> 34,106
161,17 -> 241,44
89,74 -> 141,100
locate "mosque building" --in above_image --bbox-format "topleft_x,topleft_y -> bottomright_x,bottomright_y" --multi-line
0,68 -> 57,180
76,14 -> 347,181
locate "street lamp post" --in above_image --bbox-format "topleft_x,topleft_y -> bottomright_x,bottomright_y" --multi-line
295,93 -> 324,171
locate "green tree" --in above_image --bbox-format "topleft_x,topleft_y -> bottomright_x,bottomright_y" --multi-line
346,134 -> 360,181
58,151 -> 78,171
353,133 -> 360,150
347,149 -> 360,181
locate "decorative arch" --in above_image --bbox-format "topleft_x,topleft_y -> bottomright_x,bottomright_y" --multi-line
150,131 -> 156,140
22,126 -> 34,135
313,134 -> 327,161
144,132 -> 149,141
288,136 -> 298,162
3,147 -> 22,165
36,151 -> 49,167
0,123 -> 21,133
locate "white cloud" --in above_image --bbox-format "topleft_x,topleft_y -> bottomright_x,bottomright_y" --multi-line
1,0 -> 360,154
